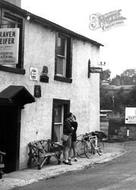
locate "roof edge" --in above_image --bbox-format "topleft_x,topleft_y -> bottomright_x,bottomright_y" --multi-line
0,0 -> 104,47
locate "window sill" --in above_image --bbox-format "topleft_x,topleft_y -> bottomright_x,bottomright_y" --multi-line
54,75 -> 72,83
0,65 -> 25,75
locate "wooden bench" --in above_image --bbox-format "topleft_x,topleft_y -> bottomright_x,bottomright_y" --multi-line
0,150 -> 6,179
28,139 -> 63,169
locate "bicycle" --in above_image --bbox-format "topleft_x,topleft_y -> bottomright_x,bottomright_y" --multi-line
87,133 -> 103,157
93,131 -> 106,149
76,134 -> 89,158
76,132 -> 104,159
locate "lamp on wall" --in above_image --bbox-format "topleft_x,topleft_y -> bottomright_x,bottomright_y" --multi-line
26,12 -> 32,22
26,15 -> 31,21
40,66 -> 49,83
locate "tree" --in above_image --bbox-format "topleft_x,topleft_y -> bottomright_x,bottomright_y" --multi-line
113,88 -> 129,113
100,69 -> 136,111
121,69 -> 136,77
100,69 -> 112,109
111,69 -> 136,85
110,75 -> 121,85
101,85 -> 136,113
100,69 -> 111,82
100,86 -> 113,110
127,86 -> 136,106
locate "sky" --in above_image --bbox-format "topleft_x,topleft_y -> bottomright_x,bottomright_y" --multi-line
21,0 -> 136,78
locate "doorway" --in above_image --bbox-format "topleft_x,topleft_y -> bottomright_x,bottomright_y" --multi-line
52,99 -> 70,142
0,106 -> 21,173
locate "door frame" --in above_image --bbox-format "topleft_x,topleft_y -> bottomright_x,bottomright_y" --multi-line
52,99 -> 70,141
15,106 -> 21,171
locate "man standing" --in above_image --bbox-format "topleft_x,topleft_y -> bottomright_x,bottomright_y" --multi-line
62,112 -> 74,165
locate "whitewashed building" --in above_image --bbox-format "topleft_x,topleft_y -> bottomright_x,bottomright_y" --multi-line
0,0 -> 103,172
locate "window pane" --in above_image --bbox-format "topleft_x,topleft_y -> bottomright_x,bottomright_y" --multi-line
53,124 -> 62,142
56,57 -> 66,76
55,33 -> 72,80
54,105 -> 62,123
57,36 -> 66,56
0,9 -> 23,70
1,17 -> 16,28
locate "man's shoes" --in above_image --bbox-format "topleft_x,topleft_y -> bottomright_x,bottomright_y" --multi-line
63,160 -> 72,165
74,157 -> 78,162
68,158 -> 71,162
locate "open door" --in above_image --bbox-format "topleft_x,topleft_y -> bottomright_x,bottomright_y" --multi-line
52,99 -> 70,142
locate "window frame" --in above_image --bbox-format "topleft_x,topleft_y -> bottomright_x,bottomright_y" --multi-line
54,32 -> 72,83
0,8 -> 25,74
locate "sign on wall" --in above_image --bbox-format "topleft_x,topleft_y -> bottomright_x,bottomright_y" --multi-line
125,107 -> 136,124
34,85 -> 41,98
30,67 -> 39,81
0,28 -> 19,64
88,59 -> 102,78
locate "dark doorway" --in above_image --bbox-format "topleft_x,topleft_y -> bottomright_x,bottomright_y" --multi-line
0,85 -> 35,173
0,106 -> 21,173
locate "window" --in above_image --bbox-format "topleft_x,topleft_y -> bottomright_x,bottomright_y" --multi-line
53,104 -> 64,142
0,8 -> 25,74
54,33 -> 72,83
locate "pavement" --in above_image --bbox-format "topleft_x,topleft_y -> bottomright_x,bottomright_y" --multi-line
0,142 -> 126,190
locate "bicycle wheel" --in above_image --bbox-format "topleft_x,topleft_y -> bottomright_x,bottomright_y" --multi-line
99,141 -> 104,149
84,141 -> 94,158
76,140 -> 86,158
96,146 -> 102,156
97,139 -> 104,156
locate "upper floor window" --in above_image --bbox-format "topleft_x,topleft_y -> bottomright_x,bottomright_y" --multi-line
54,33 -> 72,83
0,8 -> 25,74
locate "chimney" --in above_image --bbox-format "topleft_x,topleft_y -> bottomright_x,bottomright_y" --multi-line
4,0 -> 21,7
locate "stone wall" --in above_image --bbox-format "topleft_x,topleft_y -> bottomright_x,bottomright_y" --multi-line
109,118 -> 136,141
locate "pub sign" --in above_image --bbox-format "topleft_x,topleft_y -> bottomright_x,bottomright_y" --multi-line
0,28 -> 19,64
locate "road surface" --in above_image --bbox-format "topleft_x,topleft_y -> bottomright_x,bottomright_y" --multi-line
12,141 -> 136,190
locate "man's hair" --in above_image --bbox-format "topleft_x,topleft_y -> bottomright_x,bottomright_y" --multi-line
73,115 -> 76,120
66,112 -> 72,118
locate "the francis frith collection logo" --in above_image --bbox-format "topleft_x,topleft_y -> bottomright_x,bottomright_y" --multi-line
89,9 -> 126,31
